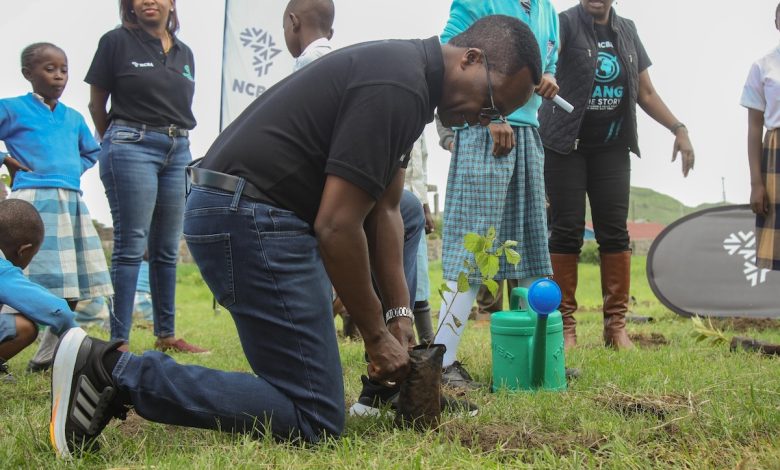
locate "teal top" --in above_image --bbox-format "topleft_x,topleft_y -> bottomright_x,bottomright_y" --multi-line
440,0 -> 560,128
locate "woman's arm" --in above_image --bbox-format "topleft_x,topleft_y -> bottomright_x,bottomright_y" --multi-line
87,86 -> 111,140
637,70 -> 695,177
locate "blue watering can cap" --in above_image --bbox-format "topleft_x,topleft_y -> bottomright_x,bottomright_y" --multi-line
528,279 -> 561,316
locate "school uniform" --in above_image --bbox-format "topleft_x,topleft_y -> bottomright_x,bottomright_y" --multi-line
742,44 -> 780,270
0,93 -> 112,300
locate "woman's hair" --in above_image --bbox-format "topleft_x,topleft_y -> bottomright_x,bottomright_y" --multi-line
20,42 -> 66,69
776,2 -> 780,18
119,0 -> 180,35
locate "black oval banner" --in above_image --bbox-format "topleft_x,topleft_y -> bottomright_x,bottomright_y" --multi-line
647,205 -> 779,318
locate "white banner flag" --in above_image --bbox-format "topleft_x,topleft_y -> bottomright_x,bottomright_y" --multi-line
220,0 -> 295,130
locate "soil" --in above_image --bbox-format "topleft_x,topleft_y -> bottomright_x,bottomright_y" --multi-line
713,318 -> 780,333
116,410 -> 147,437
591,386 -> 692,421
629,333 -> 669,348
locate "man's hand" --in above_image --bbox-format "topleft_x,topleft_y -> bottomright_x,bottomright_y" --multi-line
535,73 -> 559,99
751,182 -> 770,216
488,122 -> 515,157
387,316 -> 415,350
365,328 -> 411,384
672,129 -> 695,177
3,155 -> 31,184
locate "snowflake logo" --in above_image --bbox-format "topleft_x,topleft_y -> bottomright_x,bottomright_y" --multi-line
239,27 -> 282,77
722,231 -> 771,287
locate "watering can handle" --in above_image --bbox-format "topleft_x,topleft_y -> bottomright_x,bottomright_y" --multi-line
509,287 -> 529,311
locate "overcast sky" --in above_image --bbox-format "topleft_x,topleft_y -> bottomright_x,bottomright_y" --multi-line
0,0 -> 777,225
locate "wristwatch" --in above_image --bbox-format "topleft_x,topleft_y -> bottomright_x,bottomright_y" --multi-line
384,307 -> 414,325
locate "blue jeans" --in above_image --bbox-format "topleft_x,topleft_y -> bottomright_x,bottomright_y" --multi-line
99,124 -> 190,342
113,185 -> 344,441
400,190 -> 424,306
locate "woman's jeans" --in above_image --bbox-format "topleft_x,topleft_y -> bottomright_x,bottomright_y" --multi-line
100,124 -> 190,342
545,145 -> 631,254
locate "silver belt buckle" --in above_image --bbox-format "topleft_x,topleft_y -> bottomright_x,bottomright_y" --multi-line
167,125 -> 176,137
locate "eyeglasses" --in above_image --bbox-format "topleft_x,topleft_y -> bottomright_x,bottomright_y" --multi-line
478,52 -> 506,125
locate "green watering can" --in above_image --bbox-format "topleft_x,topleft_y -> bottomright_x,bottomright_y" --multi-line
490,279 -> 567,391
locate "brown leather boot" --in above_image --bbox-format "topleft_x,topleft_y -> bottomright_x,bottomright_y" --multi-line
600,251 -> 634,349
550,253 -> 579,349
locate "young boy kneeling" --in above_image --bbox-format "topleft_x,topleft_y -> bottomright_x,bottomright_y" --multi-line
0,199 -> 77,382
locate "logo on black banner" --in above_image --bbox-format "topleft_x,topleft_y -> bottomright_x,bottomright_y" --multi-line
240,27 -> 282,77
723,231 -> 771,287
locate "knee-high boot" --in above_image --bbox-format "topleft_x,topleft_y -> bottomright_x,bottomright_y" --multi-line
550,253 -> 579,349
600,251 -> 634,349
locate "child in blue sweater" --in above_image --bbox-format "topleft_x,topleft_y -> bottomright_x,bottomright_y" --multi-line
0,199 -> 78,382
0,43 -> 112,372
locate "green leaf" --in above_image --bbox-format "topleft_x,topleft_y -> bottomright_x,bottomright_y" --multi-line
505,248 -> 521,266
463,233 -> 484,254
483,255 -> 500,279
457,271 -> 470,293
483,279 -> 499,297
452,316 -> 463,328
486,226 -> 496,241
440,282 -> 454,293
475,252 -> 490,274
502,239 -> 518,248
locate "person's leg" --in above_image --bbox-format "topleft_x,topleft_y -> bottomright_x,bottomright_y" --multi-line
586,146 -> 633,349
0,314 -> 38,363
146,136 -> 204,351
545,147 -> 588,347
436,126 -> 514,387
412,233 -> 434,345
99,126 -> 160,344
50,188 -> 344,457
474,282 -> 504,318
436,281 -> 480,389
399,190 -> 424,307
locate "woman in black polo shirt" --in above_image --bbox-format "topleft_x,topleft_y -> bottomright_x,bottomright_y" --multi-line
86,0 -> 206,353
538,0 -> 695,350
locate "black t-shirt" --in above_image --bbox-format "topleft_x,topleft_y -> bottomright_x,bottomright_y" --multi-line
202,37 -> 443,225
85,26 -> 196,129
578,23 -> 649,148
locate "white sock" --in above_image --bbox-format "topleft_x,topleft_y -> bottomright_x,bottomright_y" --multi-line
434,280 -> 479,368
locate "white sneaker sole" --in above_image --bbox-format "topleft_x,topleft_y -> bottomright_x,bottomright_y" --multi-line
50,327 -> 87,459
348,402 -> 385,417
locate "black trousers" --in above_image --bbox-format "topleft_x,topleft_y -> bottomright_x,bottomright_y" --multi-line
545,145 -> 631,254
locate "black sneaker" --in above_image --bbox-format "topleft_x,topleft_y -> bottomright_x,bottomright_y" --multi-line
27,360 -> 52,373
50,328 -> 130,458
442,361 -> 483,391
0,359 -> 16,383
348,375 -> 479,417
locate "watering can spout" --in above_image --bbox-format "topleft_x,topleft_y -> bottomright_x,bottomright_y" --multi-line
528,279 -> 562,389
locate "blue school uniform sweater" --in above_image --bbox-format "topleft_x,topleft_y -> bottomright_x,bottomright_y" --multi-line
0,250 -> 76,335
0,93 -> 100,192
440,0 -> 560,128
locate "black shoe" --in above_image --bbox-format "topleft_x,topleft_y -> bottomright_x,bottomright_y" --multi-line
27,359 -> 52,373
50,328 -> 130,458
441,361 -> 483,391
0,359 -> 16,383
348,375 -> 479,417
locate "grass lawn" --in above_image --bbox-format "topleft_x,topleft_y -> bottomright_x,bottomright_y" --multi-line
2,256 -> 779,468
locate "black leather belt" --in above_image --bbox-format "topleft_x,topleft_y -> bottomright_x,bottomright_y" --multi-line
112,118 -> 189,137
188,165 -> 275,205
